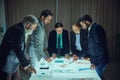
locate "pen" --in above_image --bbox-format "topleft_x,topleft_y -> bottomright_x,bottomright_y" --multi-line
79,68 -> 90,71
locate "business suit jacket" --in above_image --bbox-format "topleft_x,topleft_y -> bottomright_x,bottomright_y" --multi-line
70,29 -> 88,57
88,23 -> 109,66
29,20 -> 46,62
47,29 -> 69,56
0,22 -> 29,73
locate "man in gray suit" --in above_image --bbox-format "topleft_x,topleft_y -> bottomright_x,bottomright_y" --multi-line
29,9 -> 53,67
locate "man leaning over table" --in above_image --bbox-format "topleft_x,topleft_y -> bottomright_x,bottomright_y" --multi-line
29,9 -> 53,67
77,15 -> 110,79
0,15 -> 38,80
47,22 -> 69,57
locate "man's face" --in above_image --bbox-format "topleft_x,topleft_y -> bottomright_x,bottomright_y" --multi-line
42,15 -> 52,25
80,22 -> 87,30
55,27 -> 63,34
31,23 -> 38,30
25,23 -> 37,35
72,25 -> 80,34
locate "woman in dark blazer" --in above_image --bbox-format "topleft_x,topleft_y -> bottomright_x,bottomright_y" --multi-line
47,22 -> 69,57
70,23 -> 88,58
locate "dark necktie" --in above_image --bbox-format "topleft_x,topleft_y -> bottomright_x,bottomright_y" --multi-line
58,35 -> 60,48
57,35 -> 61,57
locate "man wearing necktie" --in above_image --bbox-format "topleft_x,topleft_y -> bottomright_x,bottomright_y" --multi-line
48,22 -> 69,57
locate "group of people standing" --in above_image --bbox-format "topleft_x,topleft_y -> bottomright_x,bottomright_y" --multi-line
0,9 -> 109,80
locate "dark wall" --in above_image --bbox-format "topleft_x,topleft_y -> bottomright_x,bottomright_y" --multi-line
5,0 -> 120,60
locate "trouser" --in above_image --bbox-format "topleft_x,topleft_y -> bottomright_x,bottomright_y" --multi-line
95,63 -> 108,80
0,66 -> 21,80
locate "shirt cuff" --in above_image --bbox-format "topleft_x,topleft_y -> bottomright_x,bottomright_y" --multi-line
24,64 -> 30,70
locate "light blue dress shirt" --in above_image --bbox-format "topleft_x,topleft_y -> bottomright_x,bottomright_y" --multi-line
75,34 -> 82,51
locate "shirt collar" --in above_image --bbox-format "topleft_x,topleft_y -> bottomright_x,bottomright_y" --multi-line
39,19 -> 45,27
88,22 -> 94,32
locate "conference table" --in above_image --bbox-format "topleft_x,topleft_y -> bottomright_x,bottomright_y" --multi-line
29,57 -> 101,80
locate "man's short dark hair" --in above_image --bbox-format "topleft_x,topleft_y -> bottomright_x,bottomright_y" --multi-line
40,9 -> 53,18
54,22 -> 63,28
78,15 -> 93,23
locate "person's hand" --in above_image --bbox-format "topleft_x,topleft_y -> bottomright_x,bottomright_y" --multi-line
45,57 -> 52,62
90,64 -> 95,69
46,57 -> 52,62
52,53 -> 57,59
27,66 -> 36,74
65,54 -> 70,59
72,54 -> 79,61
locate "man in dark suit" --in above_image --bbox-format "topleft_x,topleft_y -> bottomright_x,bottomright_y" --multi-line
70,23 -> 88,58
77,15 -> 109,79
0,15 -> 38,80
47,22 -> 69,57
